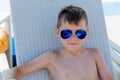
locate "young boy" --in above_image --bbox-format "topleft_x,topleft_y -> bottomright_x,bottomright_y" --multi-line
7,5 -> 113,80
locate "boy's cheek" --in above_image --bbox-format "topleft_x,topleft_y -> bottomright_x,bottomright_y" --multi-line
60,39 -> 67,45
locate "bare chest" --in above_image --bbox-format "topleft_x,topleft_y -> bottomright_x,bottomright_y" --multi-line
49,56 -> 99,80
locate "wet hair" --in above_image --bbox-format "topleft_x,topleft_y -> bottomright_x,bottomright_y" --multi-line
57,5 -> 88,28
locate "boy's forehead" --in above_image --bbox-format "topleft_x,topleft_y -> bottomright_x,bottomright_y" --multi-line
60,20 -> 87,29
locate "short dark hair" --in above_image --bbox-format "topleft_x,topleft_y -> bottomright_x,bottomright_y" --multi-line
57,5 -> 88,28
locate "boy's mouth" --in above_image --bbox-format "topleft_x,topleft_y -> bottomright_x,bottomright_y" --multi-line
67,43 -> 78,45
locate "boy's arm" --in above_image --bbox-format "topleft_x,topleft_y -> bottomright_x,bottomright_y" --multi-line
94,49 -> 114,80
6,51 -> 53,80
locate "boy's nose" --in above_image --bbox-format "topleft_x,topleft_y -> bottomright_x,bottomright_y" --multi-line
70,34 -> 78,40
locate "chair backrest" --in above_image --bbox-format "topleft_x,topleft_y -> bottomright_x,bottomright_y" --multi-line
10,0 -> 114,80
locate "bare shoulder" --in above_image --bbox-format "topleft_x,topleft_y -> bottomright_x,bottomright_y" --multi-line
85,48 -> 104,60
41,51 -> 55,57
86,48 -> 101,54
45,50 -> 57,56
42,50 -> 58,61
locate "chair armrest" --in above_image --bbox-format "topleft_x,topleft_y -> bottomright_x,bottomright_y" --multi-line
113,62 -> 120,80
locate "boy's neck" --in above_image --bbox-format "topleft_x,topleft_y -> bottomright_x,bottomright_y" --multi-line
61,47 -> 84,56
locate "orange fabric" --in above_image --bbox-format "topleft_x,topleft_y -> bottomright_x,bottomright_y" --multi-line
0,29 -> 9,53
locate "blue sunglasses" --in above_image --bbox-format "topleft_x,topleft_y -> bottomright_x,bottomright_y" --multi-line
61,29 -> 87,39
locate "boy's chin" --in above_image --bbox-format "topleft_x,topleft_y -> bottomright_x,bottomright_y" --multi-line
65,46 -> 82,52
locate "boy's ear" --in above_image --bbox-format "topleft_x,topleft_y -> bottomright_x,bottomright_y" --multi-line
86,27 -> 89,38
86,27 -> 90,33
55,27 -> 60,37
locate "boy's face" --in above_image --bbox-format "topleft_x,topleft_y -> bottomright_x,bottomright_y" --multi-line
55,19 -> 89,51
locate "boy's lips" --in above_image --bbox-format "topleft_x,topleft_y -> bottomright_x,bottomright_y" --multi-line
67,43 -> 78,45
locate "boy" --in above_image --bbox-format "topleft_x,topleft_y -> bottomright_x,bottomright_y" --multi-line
7,5 -> 113,80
